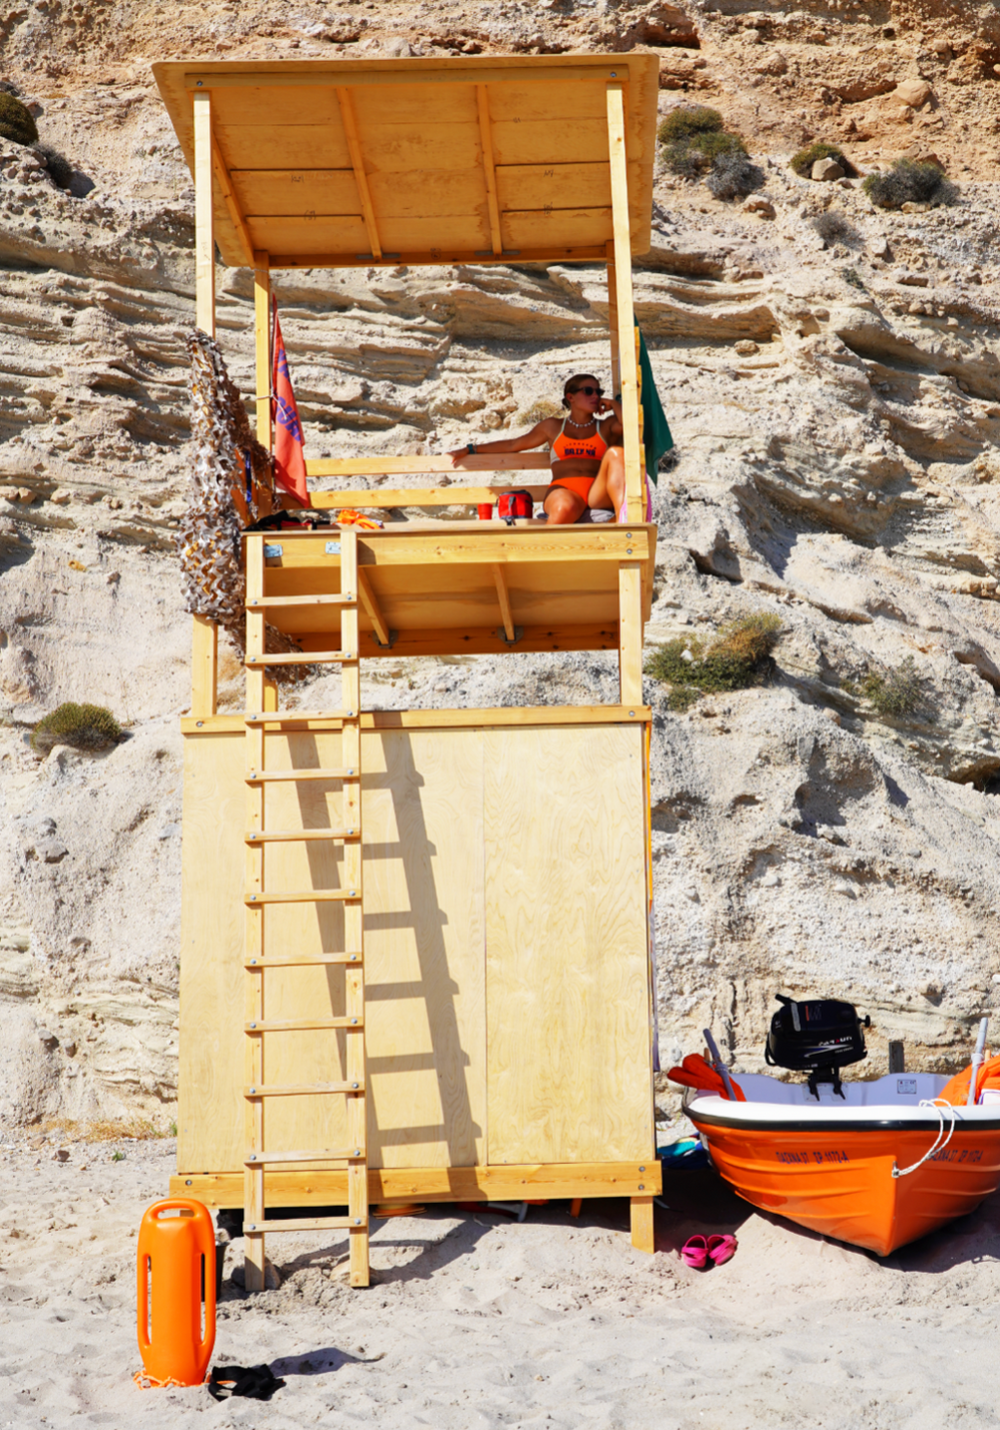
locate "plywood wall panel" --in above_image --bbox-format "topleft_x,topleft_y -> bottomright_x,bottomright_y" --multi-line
483,725 -> 653,1165
178,723 -> 650,1178
363,730 -> 486,1168
177,733 -> 247,1173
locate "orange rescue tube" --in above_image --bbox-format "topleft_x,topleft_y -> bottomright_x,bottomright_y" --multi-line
137,1198 -> 216,1386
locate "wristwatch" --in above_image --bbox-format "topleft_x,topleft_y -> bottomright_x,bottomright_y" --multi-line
467,443 -> 477,455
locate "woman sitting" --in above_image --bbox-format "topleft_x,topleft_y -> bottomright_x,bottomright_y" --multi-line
449,374 -> 635,525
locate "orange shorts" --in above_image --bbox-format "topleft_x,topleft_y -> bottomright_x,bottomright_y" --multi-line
547,475 -> 595,502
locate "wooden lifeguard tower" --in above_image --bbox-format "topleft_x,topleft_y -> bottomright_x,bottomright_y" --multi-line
155,53 -> 663,1291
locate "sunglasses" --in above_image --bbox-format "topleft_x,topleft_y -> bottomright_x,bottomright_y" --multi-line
569,385 -> 604,397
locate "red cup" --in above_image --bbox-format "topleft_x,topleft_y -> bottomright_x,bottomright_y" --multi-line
477,503 -> 493,521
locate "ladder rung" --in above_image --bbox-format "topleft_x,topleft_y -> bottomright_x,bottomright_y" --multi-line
244,1215 -> 366,1233
245,710 -> 357,724
245,952 -> 362,968
245,1016 -> 363,1032
246,827 -> 359,843
245,889 -> 360,905
246,651 -> 356,667
245,1148 -> 364,1165
246,767 -> 357,783
245,1080 -> 364,1097
247,594 -> 356,608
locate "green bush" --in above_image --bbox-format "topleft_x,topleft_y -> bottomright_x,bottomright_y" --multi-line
645,613 -> 782,702
32,702 -> 124,754
0,92 -> 38,146
859,657 -> 925,717
659,107 -> 762,200
863,158 -> 957,210
657,106 -> 725,144
790,142 -> 853,178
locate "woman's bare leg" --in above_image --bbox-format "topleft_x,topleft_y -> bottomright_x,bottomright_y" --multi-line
543,487 -> 587,525
587,447 -> 626,513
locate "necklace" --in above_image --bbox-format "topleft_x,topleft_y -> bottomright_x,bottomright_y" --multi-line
565,417 -> 596,430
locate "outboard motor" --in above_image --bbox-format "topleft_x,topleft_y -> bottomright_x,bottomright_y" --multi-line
765,994 -> 870,1098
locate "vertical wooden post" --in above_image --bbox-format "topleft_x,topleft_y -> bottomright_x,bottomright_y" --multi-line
605,82 -> 643,524
193,89 -> 215,339
244,533 -> 266,1293
618,560 -> 644,708
192,91 -> 218,704
253,252 -> 271,450
606,245 -> 620,397
631,1195 -> 655,1254
190,613 -> 218,719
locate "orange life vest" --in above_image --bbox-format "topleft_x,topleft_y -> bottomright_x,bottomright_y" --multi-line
667,1052 -> 746,1102
938,1053 -> 1000,1105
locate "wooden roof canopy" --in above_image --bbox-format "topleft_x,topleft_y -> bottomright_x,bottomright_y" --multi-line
152,54 -> 660,270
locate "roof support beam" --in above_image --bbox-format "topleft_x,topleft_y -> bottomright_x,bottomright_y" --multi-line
491,563 -> 515,642
336,87 -> 382,260
193,89 -> 215,337
476,85 -> 502,256
253,251 -> 271,451
358,569 -> 391,647
212,139 -> 255,267
605,80 -> 644,525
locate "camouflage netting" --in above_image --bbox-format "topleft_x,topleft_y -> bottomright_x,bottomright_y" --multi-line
180,330 -> 312,683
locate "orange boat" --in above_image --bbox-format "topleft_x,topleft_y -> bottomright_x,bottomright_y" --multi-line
686,1071 -> 1000,1257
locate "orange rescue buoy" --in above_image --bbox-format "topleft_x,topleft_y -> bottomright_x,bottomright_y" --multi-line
137,1198 -> 216,1387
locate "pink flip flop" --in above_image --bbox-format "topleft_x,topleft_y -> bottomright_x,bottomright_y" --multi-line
706,1233 -> 737,1266
680,1234 -> 709,1269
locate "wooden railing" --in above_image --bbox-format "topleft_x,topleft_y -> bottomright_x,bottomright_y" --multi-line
303,452 -> 551,511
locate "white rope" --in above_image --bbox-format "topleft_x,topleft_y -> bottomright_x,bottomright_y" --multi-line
891,1098 -> 957,1179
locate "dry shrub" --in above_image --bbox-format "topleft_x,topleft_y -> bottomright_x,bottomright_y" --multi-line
860,656 -> 928,717
811,210 -> 859,245
706,151 -> 765,201
34,143 -> 73,189
41,1115 -> 171,1142
863,158 -> 958,210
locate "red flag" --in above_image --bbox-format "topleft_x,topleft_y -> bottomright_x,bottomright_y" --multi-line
271,304 -> 309,505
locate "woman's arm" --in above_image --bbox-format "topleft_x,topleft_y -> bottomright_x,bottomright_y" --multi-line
599,397 -> 624,442
449,419 -> 555,465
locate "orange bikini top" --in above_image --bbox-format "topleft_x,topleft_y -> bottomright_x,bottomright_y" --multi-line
549,414 -> 610,466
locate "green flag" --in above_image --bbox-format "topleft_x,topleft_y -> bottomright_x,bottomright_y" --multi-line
636,324 -> 672,484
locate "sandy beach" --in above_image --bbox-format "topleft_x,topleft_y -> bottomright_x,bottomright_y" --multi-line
2,1128 -> 999,1430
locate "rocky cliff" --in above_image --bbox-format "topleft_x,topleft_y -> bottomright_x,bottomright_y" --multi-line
2,0 -> 1000,1127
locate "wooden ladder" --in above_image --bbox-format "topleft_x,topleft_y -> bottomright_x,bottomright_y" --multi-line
242,526 -> 369,1290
